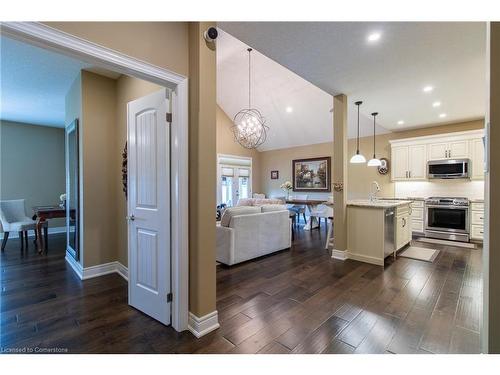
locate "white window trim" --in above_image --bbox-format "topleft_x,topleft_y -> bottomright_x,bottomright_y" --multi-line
0,22 -> 189,333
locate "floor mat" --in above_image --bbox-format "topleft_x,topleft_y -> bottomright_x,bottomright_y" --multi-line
399,246 -> 440,262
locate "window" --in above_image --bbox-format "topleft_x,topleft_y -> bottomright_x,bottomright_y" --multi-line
217,155 -> 252,206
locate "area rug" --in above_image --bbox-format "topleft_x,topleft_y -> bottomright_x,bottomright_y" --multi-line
416,237 -> 476,249
399,246 -> 440,263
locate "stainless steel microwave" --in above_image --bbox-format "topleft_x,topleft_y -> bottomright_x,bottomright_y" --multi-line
427,159 -> 470,179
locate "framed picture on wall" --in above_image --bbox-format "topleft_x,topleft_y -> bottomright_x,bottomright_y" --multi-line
292,157 -> 331,192
271,170 -> 279,179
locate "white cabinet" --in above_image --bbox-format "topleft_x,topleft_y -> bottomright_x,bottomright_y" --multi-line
396,205 -> 411,250
391,144 -> 427,181
449,140 -> 469,159
390,130 -> 484,182
428,140 -> 468,160
408,145 -> 427,179
470,202 -> 484,242
470,138 -> 485,179
392,146 -> 409,180
428,142 -> 449,160
410,200 -> 424,234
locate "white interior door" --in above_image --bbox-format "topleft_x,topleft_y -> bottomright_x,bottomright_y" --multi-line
127,89 -> 171,325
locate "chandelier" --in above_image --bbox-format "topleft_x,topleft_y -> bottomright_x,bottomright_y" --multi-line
232,48 -> 269,149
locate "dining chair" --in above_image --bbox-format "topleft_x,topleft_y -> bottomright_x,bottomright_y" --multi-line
288,194 -> 308,223
0,199 -> 46,251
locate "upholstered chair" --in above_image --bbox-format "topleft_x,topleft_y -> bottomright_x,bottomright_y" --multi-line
0,199 -> 45,251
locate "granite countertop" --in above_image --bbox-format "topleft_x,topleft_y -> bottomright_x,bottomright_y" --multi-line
347,199 -> 413,208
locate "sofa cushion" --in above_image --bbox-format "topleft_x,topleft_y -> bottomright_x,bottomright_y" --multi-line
220,206 -> 261,227
261,204 -> 288,213
235,198 -> 254,206
253,198 -> 284,206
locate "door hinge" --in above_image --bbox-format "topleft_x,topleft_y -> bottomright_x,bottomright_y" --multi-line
166,113 -> 172,123
167,292 -> 173,302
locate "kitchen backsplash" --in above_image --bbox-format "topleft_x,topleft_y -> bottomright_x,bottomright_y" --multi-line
395,180 -> 484,200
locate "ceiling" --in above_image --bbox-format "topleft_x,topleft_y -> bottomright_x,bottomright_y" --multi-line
217,22 -> 486,151
0,35 -> 120,128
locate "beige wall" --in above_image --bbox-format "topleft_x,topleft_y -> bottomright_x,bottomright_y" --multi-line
258,119 -> 483,200
115,76 -> 163,267
80,71 -> 118,267
188,22 -> 217,317
0,121 -> 65,229
216,105 -> 261,194
260,142 -> 333,200
44,22 -> 189,77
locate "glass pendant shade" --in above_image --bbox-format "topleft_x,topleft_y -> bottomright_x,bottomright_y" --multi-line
350,101 -> 366,164
350,153 -> 367,163
367,158 -> 382,166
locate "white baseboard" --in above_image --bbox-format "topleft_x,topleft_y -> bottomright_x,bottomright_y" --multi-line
1,226 -> 67,240
346,252 -> 384,266
188,310 -> 220,338
64,256 -> 128,281
331,249 -> 347,260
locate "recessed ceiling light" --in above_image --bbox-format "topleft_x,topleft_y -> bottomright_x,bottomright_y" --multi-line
397,120 -> 405,125
432,101 -> 441,107
367,32 -> 381,42
286,106 -> 293,113
439,113 -> 447,118
423,86 -> 434,93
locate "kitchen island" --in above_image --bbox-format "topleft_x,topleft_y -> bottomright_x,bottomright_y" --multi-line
346,200 -> 412,266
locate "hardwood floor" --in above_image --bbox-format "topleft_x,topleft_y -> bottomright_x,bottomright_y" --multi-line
0,228 -> 482,354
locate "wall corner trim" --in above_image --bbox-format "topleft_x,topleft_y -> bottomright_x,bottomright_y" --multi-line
188,310 -> 220,338
65,253 -> 83,279
331,249 -> 347,260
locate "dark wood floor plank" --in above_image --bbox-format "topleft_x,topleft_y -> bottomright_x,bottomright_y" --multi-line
0,231 -> 482,354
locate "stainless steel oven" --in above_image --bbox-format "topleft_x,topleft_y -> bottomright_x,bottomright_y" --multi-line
425,197 -> 469,242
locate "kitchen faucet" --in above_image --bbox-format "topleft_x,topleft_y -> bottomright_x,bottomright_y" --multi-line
369,181 -> 381,202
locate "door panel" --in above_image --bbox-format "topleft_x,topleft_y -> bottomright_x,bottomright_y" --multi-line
128,89 -> 171,325
428,142 -> 448,160
470,138 -> 485,179
449,140 -> 468,159
392,146 -> 409,180
408,144 -> 426,179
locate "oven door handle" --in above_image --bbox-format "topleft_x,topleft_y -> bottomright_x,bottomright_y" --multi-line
425,205 -> 469,210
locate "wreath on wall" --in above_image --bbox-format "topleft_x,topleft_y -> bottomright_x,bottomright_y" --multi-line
122,142 -> 128,198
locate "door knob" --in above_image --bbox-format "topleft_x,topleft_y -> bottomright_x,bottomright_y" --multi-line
126,215 -> 135,221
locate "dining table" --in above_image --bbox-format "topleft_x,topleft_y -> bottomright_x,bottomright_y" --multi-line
32,206 -> 70,254
285,198 -> 328,230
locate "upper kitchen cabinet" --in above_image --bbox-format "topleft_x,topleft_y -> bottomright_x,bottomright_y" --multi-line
391,144 -> 427,181
390,129 -> 484,182
470,137 -> 485,179
428,139 -> 468,160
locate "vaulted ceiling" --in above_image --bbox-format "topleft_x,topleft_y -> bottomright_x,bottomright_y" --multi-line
217,22 -> 486,151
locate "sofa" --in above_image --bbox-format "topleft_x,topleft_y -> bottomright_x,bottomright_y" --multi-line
216,205 -> 292,265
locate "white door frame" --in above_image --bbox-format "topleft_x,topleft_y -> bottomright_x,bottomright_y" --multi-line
0,22 -> 189,332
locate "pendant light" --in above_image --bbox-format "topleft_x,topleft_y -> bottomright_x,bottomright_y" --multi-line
231,48 -> 269,149
367,112 -> 382,167
350,101 -> 366,163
